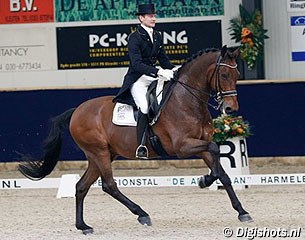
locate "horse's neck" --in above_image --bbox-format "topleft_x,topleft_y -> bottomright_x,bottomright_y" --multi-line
182,53 -> 216,89
171,54 -> 215,114
167,80 -> 210,123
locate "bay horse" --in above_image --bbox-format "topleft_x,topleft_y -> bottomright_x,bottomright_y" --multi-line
19,46 -> 253,234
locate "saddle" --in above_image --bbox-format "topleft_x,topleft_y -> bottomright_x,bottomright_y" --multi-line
112,80 -> 177,126
112,79 -> 177,157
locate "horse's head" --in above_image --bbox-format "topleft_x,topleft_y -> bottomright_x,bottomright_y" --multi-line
207,46 -> 240,114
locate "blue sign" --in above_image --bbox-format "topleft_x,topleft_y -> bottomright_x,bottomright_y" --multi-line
291,16 -> 305,61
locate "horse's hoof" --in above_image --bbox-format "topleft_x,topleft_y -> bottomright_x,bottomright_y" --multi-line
198,176 -> 206,188
82,228 -> 94,235
137,215 -> 152,226
76,223 -> 94,235
238,213 -> 253,223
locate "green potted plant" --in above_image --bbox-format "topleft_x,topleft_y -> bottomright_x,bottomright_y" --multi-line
228,4 -> 269,69
213,114 -> 251,143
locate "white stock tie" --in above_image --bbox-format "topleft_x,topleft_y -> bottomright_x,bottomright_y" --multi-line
149,30 -> 153,42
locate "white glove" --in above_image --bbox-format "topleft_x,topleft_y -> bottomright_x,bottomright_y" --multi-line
158,68 -> 174,81
172,66 -> 180,72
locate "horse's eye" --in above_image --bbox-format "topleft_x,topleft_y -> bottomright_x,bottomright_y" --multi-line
221,73 -> 228,80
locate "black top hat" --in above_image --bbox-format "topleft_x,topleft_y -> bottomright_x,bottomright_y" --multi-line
135,4 -> 155,15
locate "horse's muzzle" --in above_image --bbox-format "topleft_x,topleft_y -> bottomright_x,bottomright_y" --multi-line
221,101 -> 239,114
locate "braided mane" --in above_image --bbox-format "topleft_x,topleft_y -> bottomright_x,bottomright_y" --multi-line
174,48 -> 219,78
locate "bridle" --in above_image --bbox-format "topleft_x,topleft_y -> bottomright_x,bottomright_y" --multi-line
210,54 -> 238,110
174,53 -> 239,111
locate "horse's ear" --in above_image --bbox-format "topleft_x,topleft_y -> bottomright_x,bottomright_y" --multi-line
220,45 -> 227,57
232,48 -> 240,58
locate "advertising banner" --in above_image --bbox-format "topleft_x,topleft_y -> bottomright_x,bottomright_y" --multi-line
55,0 -> 224,22
287,0 -> 305,12
0,0 -> 54,24
290,16 -> 305,61
57,21 -> 222,70
0,28 -> 55,72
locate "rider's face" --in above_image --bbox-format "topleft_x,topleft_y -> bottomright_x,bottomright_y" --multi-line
139,14 -> 156,28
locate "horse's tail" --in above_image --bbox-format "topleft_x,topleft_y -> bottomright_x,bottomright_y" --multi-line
18,108 -> 76,180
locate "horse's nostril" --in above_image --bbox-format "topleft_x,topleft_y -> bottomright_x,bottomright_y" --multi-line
225,106 -> 233,113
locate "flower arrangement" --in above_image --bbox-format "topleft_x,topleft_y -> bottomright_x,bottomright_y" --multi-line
213,115 -> 251,143
228,4 -> 269,69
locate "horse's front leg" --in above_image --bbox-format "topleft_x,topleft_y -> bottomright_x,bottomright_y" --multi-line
175,138 -> 210,158
198,142 -> 221,188
199,142 -> 253,222
175,139 -> 220,186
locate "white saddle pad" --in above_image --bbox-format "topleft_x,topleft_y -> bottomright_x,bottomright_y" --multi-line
112,79 -> 167,127
112,103 -> 137,126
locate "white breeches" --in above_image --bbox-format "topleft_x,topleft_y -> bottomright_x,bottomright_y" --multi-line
131,74 -> 158,114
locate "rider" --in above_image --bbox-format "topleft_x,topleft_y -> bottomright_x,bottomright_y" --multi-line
113,3 -> 175,159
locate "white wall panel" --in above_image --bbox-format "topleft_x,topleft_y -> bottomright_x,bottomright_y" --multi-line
0,24 -> 57,72
222,0 -> 242,47
263,0 -> 305,79
263,0 -> 291,79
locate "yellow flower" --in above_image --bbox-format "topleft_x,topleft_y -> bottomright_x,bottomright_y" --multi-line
236,128 -> 244,134
247,38 -> 254,47
223,119 -> 230,125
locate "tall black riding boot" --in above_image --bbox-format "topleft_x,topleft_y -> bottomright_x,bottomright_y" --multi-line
135,112 -> 148,159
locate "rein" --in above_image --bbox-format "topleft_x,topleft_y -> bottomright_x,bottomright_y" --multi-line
174,54 -> 238,111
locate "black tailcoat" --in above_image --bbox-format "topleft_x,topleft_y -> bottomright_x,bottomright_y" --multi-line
113,25 -> 175,106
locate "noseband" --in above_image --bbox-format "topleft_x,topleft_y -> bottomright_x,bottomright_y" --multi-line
174,53 -> 239,111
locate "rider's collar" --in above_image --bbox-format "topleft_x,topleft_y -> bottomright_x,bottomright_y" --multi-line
140,24 -> 154,35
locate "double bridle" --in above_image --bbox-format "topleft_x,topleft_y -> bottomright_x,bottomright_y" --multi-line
174,54 -> 238,111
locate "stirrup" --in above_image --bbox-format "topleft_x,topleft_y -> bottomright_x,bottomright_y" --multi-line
135,145 -> 148,159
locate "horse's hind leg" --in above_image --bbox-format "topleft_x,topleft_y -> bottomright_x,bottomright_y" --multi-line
99,155 -> 152,226
101,179 -> 152,226
200,142 -> 253,222
75,160 -> 100,234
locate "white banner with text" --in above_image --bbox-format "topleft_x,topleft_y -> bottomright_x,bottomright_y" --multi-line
0,27 -> 55,72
